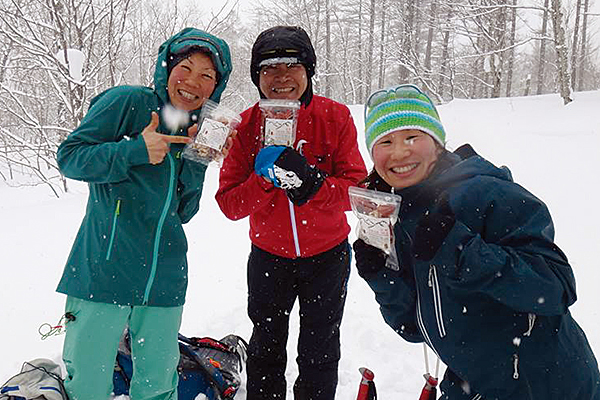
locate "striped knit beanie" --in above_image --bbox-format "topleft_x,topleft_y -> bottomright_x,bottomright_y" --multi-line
364,84 -> 446,159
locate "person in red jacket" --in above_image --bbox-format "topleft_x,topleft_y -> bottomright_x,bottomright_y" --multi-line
215,26 -> 367,400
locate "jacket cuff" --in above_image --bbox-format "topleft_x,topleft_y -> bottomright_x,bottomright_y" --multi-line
255,173 -> 275,192
128,135 -> 150,166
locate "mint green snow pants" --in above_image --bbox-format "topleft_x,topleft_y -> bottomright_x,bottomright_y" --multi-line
62,296 -> 183,400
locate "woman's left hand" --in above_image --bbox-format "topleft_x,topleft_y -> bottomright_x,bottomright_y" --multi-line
353,239 -> 388,279
221,128 -> 237,158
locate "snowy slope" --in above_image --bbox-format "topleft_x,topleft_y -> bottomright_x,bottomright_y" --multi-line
1,90 -> 599,399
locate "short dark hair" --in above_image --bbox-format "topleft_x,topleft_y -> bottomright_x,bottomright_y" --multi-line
167,46 -> 215,77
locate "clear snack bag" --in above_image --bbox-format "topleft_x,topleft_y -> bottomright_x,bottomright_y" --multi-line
348,186 -> 403,271
183,99 -> 241,166
259,99 -> 301,147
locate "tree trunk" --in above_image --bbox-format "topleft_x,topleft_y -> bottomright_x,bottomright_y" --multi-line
438,5 -> 453,99
550,0 -> 572,104
378,0 -> 387,89
325,0 -> 331,97
358,0 -> 364,101
366,0 -> 376,96
424,0 -> 437,89
577,0 -> 589,90
505,0 -> 517,97
536,0 -> 549,95
570,0 -> 582,90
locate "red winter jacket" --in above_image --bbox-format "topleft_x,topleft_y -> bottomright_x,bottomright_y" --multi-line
216,96 -> 367,258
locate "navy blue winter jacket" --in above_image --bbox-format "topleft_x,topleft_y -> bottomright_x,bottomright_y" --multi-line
362,146 -> 599,399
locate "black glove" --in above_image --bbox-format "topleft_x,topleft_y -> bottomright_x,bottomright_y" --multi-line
413,194 -> 456,261
284,164 -> 325,206
255,146 -> 325,206
353,239 -> 387,279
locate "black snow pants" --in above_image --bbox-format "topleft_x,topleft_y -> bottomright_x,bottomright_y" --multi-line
245,240 -> 351,400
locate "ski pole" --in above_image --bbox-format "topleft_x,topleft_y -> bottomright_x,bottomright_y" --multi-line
357,367 -> 376,400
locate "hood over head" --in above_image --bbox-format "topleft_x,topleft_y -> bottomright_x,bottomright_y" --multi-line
154,27 -> 232,109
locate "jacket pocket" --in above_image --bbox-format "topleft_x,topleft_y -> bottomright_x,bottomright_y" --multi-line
428,264 -> 447,338
105,199 -> 121,261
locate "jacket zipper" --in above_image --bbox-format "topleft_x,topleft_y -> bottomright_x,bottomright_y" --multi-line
428,264 -> 447,338
105,199 -> 121,261
407,225 -> 439,354
288,199 -> 302,257
143,153 -> 176,305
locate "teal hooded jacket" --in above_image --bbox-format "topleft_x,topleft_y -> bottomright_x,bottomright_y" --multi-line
56,28 -> 232,307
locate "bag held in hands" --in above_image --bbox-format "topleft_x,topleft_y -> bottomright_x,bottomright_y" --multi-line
348,186 -> 402,270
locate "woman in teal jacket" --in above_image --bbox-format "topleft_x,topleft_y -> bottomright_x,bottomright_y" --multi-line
353,84 -> 599,399
56,28 -> 232,400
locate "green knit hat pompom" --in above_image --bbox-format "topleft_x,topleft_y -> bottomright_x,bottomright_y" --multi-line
364,84 -> 446,159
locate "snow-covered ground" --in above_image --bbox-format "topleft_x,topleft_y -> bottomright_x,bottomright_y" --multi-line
1,90 -> 599,399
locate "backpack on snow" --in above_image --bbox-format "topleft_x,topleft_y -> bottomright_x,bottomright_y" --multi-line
113,332 -> 247,400
0,358 -> 68,400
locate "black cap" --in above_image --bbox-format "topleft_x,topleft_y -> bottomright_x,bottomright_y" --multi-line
250,26 -> 316,106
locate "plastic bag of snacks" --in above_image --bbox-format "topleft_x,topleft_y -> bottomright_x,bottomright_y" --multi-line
348,186 -> 403,271
183,100 -> 241,166
259,99 -> 301,147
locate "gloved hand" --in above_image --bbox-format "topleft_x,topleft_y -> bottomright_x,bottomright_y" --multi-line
353,239 -> 387,279
254,146 -> 325,206
412,194 -> 456,261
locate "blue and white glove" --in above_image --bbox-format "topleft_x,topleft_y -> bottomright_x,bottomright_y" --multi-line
254,146 -> 325,206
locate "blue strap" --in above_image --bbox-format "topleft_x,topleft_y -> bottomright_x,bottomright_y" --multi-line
41,386 -> 63,393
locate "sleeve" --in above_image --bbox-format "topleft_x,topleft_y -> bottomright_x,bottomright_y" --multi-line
215,111 -> 278,221
177,158 -> 208,223
433,179 -> 577,316
308,110 -> 367,211
56,87 -> 149,184
363,268 -> 423,343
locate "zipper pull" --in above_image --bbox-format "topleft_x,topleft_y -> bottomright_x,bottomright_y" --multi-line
523,313 -> 536,337
428,265 -> 434,287
512,354 -> 519,379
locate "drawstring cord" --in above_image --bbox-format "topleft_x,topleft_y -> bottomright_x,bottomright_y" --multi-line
296,139 -> 307,154
420,343 -> 440,400
513,313 -> 536,379
423,343 -> 440,378
38,312 -> 76,340
513,354 -> 520,379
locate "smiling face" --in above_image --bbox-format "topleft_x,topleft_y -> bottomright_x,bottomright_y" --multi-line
167,52 -> 217,111
259,63 -> 308,101
372,129 -> 442,189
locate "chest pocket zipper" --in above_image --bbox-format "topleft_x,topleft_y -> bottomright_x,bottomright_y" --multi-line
106,199 -> 121,261
428,265 -> 447,338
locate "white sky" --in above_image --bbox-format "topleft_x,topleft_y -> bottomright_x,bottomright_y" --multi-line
202,0 -> 252,17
